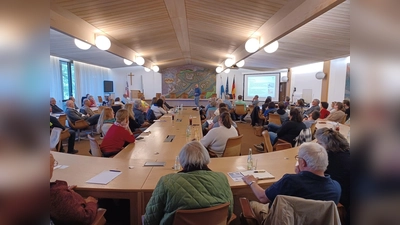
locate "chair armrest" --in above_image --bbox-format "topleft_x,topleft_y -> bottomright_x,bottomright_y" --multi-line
239,197 -> 258,224
274,139 -> 292,151
91,208 -> 106,225
228,213 -> 237,224
75,120 -> 89,129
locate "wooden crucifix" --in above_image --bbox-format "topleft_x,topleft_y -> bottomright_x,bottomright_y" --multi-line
128,72 -> 134,85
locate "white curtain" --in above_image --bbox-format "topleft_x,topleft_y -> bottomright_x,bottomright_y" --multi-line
50,56 -> 63,104
74,61 -> 111,106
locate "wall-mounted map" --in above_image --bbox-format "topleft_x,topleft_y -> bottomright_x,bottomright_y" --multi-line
161,65 -> 216,98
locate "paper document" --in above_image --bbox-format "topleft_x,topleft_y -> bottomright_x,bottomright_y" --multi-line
241,170 -> 275,180
144,162 -> 165,167
86,170 -> 122,185
227,172 -> 244,182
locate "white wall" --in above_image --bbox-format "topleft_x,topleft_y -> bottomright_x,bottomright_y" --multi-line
327,57 -> 347,103
110,66 -> 162,99
290,62 -> 323,103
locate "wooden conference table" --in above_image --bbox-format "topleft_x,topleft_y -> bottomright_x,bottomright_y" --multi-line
52,108 -> 350,225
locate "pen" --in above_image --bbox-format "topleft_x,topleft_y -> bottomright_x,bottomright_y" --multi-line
254,170 -> 265,173
109,170 -> 121,172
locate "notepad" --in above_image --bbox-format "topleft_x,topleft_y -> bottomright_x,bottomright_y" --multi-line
86,170 -> 122,185
144,162 -> 165,167
240,170 -> 275,180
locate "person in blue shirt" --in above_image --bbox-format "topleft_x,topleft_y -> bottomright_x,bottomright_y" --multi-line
243,142 -> 341,223
194,84 -> 201,108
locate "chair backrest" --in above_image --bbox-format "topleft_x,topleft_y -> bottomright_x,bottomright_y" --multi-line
264,195 -> 341,225
211,93 -> 217,98
91,208 -> 107,225
261,130 -> 274,153
111,105 -> 122,115
235,104 -> 247,115
268,114 -> 281,125
340,114 -> 347,124
98,96 -> 103,104
88,134 -> 103,157
181,92 -> 189,99
222,135 -> 243,157
169,93 -> 176,99
200,92 -> 206,99
58,114 -> 67,127
173,202 -> 230,225
310,122 -> 316,139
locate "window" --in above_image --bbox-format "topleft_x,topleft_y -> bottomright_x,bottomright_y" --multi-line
60,60 -> 75,100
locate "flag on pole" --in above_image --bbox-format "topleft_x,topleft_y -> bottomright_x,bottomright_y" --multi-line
231,76 -> 236,99
225,77 -> 229,96
220,76 -> 224,99
125,81 -> 129,97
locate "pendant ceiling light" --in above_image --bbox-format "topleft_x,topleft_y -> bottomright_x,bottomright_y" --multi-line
264,41 -> 279,53
152,65 -> 159,72
74,39 -> 91,50
123,59 -> 133,65
95,35 -> 111,50
216,66 -> 223,73
236,60 -> 245,67
224,68 -> 230,73
245,37 -> 259,53
225,58 -> 234,67
144,67 -> 151,72
135,56 -> 145,66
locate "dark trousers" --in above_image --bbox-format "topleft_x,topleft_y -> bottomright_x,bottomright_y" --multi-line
67,129 -> 76,153
86,114 -> 100,126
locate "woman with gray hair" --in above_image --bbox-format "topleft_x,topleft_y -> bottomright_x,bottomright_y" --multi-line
144,141 -> 234,225
315,127 -> 350,224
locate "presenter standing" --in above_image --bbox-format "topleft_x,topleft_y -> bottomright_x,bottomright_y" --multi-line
194,84 -> 201,109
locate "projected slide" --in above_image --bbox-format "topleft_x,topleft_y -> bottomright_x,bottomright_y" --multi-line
243,73 -> 280,101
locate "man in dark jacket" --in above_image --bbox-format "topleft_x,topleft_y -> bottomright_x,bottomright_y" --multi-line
50,115 -> 78,154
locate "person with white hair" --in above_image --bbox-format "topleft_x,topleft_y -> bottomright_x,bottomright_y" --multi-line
144,141 -> 234,225
303,98 -> 320,117
243,142 -> 341,223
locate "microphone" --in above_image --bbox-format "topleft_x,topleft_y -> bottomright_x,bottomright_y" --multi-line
293,87 -> 296,92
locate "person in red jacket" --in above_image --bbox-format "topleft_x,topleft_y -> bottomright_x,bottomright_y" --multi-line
319,102 -> 330,119
50,153 -> 98,225
100,109 -> 136,157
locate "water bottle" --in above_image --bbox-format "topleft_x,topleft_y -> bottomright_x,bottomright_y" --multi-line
174,156 -> 181,171
247,148 -> 253,170
186,126 -> 192,142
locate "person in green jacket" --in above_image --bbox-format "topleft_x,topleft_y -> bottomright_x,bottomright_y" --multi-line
143,141 -> 234,225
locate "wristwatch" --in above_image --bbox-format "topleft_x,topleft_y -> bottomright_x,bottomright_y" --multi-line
248,181 -> 255,186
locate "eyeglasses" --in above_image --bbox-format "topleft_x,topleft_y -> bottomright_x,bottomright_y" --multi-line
294,155 -> 303,161
53,160 -> 59,167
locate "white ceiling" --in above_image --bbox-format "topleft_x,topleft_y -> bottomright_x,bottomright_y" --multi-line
50,0 -> 349,70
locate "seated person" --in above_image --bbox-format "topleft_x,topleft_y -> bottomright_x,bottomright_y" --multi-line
50,153 -> 99,225
144,141 -> 234,224
200,112 -> 238,157
284,96 -> 290,109
69,96 -> 79,109
150,99 -> 167,118
204,97 -> 217,113
212,102 -> 227,118
343,99 -> 350,120
81,93 -> 90,106
50,97 -> 64,113
242,143 -> 341,224
140,96 -> 150,112
326,102 -> 346,122
252,95 -> 259,106
114,97 -> 124,106
203,107 -> 237,135
205,100 -> 217,118
269,108 -> 306,146
274,102 -> 288,123
319,101 -> 330,119
223,94 -> 233,111
315,128 -> 350,224
80,99 -> 95,117
295,99 -> 305,114
161,95 -> 173,110
96,107 -> 115,137
65,100 -> 100,126
50,114 -> 78,154
133,99 -> 149,126
124,103 -> 149,134
329,101 -> 337,113
234,95 -> 247,121
303,110 -> 320,128
88,95 -> 97,107
100,109 -> 136,157
261,96 -> 272,114
263,102 -> 277,118
122,93 -> 130,104
303,99 -> 320,117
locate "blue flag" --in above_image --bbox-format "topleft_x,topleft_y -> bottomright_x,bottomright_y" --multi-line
220,84 -> 224,99
225,77 -> 229,95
